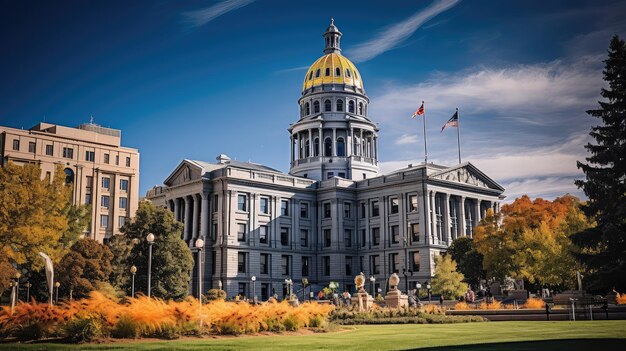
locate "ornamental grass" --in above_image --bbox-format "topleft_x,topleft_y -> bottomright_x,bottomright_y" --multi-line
616,293 -> 626,305
522,297 -> 545,309
0,291 -> 334,342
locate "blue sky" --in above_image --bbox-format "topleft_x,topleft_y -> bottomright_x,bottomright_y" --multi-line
2,0 -> 624,201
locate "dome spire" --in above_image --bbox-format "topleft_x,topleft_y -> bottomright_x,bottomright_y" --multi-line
323,18 -> 342,54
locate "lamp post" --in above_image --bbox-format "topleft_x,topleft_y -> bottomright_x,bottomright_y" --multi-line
146,233 -> 155,298
416,282 -> 422,303
302,278 -> 309,302
9,281 -> 16,314
15,272 -> 21,303
426,282 -> 432,303
26,282 -> 31,302
218,280 -> 223,291
251,276 -> 256,302
195,238 -> 205,303
369,276 -> 376,297
130,265 -> 137,298
284,278 -> 293,299
54,282 -> 60,304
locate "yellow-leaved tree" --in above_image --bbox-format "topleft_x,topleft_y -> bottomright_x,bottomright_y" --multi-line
431,255 -> 468,299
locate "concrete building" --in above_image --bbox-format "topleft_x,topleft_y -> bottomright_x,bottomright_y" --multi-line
0,122 -> 140,242
146,20 -> 505,299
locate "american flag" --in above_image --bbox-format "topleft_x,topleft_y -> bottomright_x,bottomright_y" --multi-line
441,110 -> 459,132
411,102 -> 425,118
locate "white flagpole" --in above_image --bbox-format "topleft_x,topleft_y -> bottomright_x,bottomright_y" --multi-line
456,107 -> 461,164
422,101 -> 428,164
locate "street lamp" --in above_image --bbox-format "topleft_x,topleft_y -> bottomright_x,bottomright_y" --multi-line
369,276 -> 376,297
251,276 -> 257,302
284,278 -> 293,299
15,272 -> 21,303
26,282 -> 32,302
218,280 -> 223,291
426,281 -> 432,303
130,265 -> 137,298
131,238 -> 140,245
10,281 -> 16,314
195,238 -> 205,303
302,278 -> 309,302
146,233 -> 155,298
416,282 -> 422,303
54,282 -> 60,304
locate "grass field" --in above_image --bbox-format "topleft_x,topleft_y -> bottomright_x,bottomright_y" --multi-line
1,321 -> 625,350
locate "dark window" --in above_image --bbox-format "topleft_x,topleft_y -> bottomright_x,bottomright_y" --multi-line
85,150 -> 95,162
371,200 -> 379,217
324,229 -> 331,247
409,195 -> 418,212
300,202 -> 309,218
344,229 -> 352,247
120,179 -> 128,191
281,200 -> 289,216
390,198 -> 399,214
62,147 -> 73,159
372,227 -> 380,246
212,223 -> 218,240
237,194 -> 247,211
86,176 -> 93,188
126,157 -> 131,167
238,282 -> 247,298
336,137 -> 345,156
237,223 -> 247,242
12,139 -> 20,151
281,255 -> 290,275
323,256 -> 331,276
324,138 -> 332,156
361,229 -> 366,247
100,215 -> 109,228
45,144 -> 53,156
261,283 -> 269,301
213,194 -> 219,212
85,193 -> 92,205
337,99 -> 343,111
411,251 -> 420,272
261,253 -> 269,274
102,177 -> 110,189
338,172 -> 345,178
64,168 -> 74,184
323,202 -> 331,218
327,172 -> 334,179
308,71 -> 313,80
345,256 -> 352,276
259,225 -> 268,244
260,197 -> 269,214
325,67 -> 330,76
346,68 -> 351,77
115,155 -> 119,165
391,225 -> 400,244
118,216 -> 126,229
302,256 -> 310,276
28,142 -> 36,153
300,229 -> 308,247
237,252 -> 247,273
104,153 -> 109,164
360,202 -> 366,217
119,197 -> 127,209
371,255 -> 380,275
348,100 -> 355,113
280,227 -> 289,246
314,101 -> 320,113
390,253 -> 399,273
315,69 -> 320,77
324,99 -> 332,112
335,67 -> 341,76
305,102 -> 310,115
344,202 -> 351,218
358,102 -> 364,115
314,138 -> 319,156
411,223 -> 420,243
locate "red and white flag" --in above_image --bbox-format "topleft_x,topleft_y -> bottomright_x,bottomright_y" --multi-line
412,102 -> 425,118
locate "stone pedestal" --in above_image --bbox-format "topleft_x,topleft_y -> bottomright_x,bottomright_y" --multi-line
351,292 -> 374,311
384,289 -> 409,309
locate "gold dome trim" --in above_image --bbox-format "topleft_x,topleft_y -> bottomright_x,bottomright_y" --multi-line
302,53 -> 363,91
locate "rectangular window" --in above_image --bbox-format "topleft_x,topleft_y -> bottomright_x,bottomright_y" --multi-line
115,155 -> 119,165
344,202 -> 351,218
323,202 -> 331,218
371,255 -> 380,275
118,216 -> 126,228
62,147 -> 73,159
411,223 -> 420,243
261,283 -> 269,301
237,252 -> 247,273
12,139 -> 19,151
212,223 -> 218,241
344,229 -> 352,247
85,193 -> 92,205
300,202 -> 309,218
360,202 -> 366,218
345,256 -> 352,276
281,255 -> 291,276
371,200 -> 379,217
101,195 -> 110,208
390,198 -> 399,214
119,197 -> 128,209
85,150 -> 95,162
100,215 -> 109,228
361,229 -> 366,247
237,223 -> 247,242
323,256 -> 331,276
300,229 -> 308,247
126,157 -> 131,167
102,177 -> 110,189
104,153 -> 109,164
211,251 -> 216,275
390,253 -> 400,274
372,227 -> 380,246
391,225 -> 400,244
28,142 -> 36,153
259,225 -> 268,244
120,179 -> 128,191
45,144 -> 53,156
260,197 -> 269,214
411,251 -> 420,272
326,172 -> 334,179
324,229 -> 331,247
409,195 -> 418,212
238,282 -> 247,298
260,253 -> 270,274
213,194 -> 219,212
45,171 -> 51,182
338,172 -> 345,178
281,200 -> 289,216
237,194 -> 247,211
302,256 -> 310,276
280,227 -> 289,246
86,176 -> 93,189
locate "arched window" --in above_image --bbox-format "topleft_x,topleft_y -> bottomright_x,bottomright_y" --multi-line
325,68 -> 330,76
305,140 -> 310,158
337,99 -> 344,111
313,101 -> 320,113
348,100 -> 355,113
346,69 -> 351,77
324,138 -> 332,157
314,138 -> 320,156
64,168 -> 74,184
336,67 -> 341,76
336,137 -> 345,157
354,71 -> 359,79
315,69 -> 320,78
358,102 -> 364,115
324,99 -> 332,112
309,71 -> 313,80
305,102 -> 310,115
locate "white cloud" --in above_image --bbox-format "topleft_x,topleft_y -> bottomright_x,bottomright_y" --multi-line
346,0 -> 460,63
501,176 -> 584,202
183,0 -> 255,29
395,134 -> 419,145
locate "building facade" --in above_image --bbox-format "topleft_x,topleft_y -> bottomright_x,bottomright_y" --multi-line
146,21 -> 505,299
0,122 -> 140,242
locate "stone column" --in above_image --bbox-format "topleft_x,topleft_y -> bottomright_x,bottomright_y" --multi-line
174,197 -> 180,222
459,196 -> 466,237
429,191 -> 436,244
422,190 -> 430,246
360,129 -> 364,156
308,129 -> 313,158
332,128 -> 337,157
200,192 -> 209,239
474,199 -> 480,231
318,126 -> 323,157
184,196 -> 192,242
290,135 -> 294,163
192,193 -> 200,241
347,126 -> 353,156
443,193 -> 451,244
477,199 -> 483,221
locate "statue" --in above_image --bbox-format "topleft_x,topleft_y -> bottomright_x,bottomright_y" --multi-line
351,272 -> 373,312
385,273 -> 408,308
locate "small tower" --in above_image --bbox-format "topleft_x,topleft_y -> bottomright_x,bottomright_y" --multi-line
323,18 -> 342,54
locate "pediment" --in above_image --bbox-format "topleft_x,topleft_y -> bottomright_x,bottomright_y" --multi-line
163,160 -> 204,186
430,163 -> 504,192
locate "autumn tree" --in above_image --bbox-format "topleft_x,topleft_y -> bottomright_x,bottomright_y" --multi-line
447,237 -> 485,288
0,162 -> 88,273
0,256 -> 18,300
431,255 -> 468,299
473,209 -> 517,283
57,239 -> 113,300
573,35 -> 626,292
121,201 -> 194,300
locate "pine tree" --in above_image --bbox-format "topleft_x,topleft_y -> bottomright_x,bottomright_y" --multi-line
573,35 -> 626,292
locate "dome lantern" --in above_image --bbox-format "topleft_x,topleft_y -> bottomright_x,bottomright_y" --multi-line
323,18 -> 342,54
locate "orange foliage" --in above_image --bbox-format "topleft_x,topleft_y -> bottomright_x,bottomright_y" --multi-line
523,297 -> 545,309
453,301 -> 470,310
477,300 -> 503,310
616,293 -> 626,305
420,304 -> 444,315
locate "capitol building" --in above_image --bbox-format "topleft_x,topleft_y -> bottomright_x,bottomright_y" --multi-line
146,20 -> 505,299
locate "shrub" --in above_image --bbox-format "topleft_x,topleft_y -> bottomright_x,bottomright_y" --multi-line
523,297 -> 545,309
283,316 -> 300,331
13,321 -> 48,341
309,315 -> 326,328
63,316 -> 104,343
478,300 -> 503,310
206,289 -> 227,301
111,315 -> 139,339
616,293 -> 626,305
421,304 -> 444,315
454,301 -> 471,310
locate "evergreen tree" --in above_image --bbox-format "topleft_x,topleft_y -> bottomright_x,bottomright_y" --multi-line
447,237 -> 485,289
573,35 -> 626,292
122,201 -> 194,300
431,255 -> 468,299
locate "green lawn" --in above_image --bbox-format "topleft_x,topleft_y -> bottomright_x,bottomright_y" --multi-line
1,321 -> 625,350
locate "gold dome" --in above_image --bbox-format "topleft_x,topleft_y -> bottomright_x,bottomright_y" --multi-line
302,53 -> 364,91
